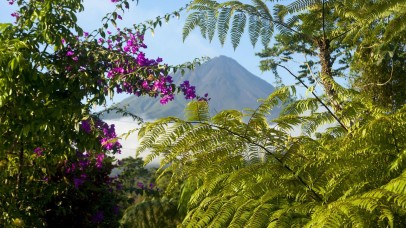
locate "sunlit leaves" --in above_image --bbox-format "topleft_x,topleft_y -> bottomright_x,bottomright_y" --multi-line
138,86 -> 406,226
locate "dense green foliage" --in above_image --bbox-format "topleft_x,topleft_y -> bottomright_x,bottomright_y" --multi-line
132,0 -> 406,227
1,0 -> 404,226
0,1 -> 121,225
0,0 -> 193,226
183,0 -> 406,112
117,157 -> 182,227
138,88 -> 406,227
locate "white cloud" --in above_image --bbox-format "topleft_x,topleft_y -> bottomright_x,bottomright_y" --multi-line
105,118 -> 161,166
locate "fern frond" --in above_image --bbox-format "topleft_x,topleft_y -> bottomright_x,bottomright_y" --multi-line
272,114 -> 304,132
208,196 -> 239,227
206,9 -> 217,41
183,12 -> 203,42
248,14 -> 261,47
184,100 -> 210,122
230,12 -> 247,50
246,203 -> 273,227
228,199 -> 259,227
217,7 -> 233,45
302,111 -> 336,135
287,0 -> 321,13
261,17 -> 273,47
282,97 -> 319,116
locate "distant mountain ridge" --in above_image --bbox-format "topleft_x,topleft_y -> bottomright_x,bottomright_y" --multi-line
102,55 -> 278,120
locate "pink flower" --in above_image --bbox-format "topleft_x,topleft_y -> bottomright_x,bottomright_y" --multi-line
96,153 -> 105,168
34,147 -> 44,156
10,12 -> 20,20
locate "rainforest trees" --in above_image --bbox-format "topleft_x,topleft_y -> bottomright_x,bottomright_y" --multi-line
136,0 -> 406,226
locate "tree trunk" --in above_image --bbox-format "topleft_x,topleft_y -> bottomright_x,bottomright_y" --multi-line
317,38 -> 342,112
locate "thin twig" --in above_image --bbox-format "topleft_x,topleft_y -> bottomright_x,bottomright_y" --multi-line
277,64 -> 348,132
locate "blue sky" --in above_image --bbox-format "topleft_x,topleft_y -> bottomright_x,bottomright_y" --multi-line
1,0 -> 304,104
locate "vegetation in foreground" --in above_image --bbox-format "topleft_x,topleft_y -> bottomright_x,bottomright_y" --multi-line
1,0 -> 405,227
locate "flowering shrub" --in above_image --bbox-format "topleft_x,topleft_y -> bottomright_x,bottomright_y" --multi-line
0,0 -> 206,226
60,26 -> 208,106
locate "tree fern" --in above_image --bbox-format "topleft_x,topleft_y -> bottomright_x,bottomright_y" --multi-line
184,0 -> 277,48
137,86 -> 406,227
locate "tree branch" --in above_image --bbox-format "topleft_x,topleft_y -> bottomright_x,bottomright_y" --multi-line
277,64 -> 348,132
186,120 -> 324,202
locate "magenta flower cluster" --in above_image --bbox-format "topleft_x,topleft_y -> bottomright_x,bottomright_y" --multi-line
99,29 -> 181,104
96,120 -> 122,154
64,151 -> 112,190
180,80 -> 196,99
59,26 -> 207,105
81,118 -> 122,154
34,147 -> 44,156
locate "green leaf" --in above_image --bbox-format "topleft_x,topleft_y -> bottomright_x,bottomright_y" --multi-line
217,8 -> 232,46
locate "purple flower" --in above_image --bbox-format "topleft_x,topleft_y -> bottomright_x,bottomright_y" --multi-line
198,93 -> 211,102
92,211 -> 104,223
79,160 -> 90,169
116,182 -> 123,190
137,182 -> 144,189
65,163 -> 76,174
73,173 -> 88,189
113,206 -> 120,215
96,153 -> 105,168
160,94 -> 174,105
10,12 -> 19,18
142,80 -> 149,89
84,32 -> 89,37
66,50 -> 74,56
81,120 -> 91,133
180,81 -> 197,99
72,56 -> 78,61
34,147 -> 44,156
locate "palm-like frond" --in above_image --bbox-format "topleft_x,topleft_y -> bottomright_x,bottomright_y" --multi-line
137,86 -> 406,227
184,0 -> 276,48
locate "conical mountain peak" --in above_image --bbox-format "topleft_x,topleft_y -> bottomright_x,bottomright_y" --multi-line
102,56 -> 277,120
